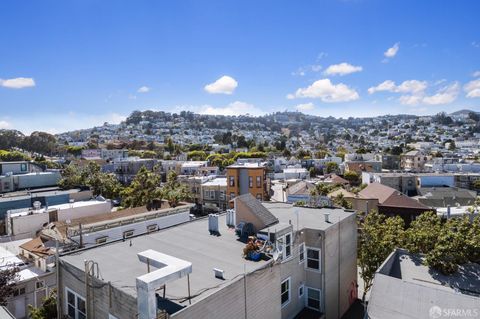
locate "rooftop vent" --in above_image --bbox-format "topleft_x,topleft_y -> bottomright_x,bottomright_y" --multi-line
213,268 -> 225,280
208,214 -> 219,235
324,213 -> 330,223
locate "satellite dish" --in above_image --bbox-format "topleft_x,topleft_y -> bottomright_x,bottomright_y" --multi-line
33,201 -> 41,210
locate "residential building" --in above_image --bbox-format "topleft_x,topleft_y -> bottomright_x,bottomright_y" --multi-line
5,200 -> 111,240
56,194 -> 357,319
401,150 -> 428,171
201,177 -> 227,212
226,162 -> 267,202
357,183 -> 434,226
0,161 -> 61,193
0,239 -> 56,319
0,188 -> 92,235
367,249 -> 480,319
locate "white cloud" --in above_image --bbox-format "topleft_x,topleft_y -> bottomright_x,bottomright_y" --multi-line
324,62 -> 363,76
0,120 -> 11,129
296,102 -> 315,111
368,80 -> 427,95
384,43 -> 400,58
137,86 -> 150,93
199,101 -> 264,116
290,78 -> 359,102
472,71 -> 480,77
423,82 -> 460,105
204,75 -> 238,94
465,79 -> 480,98
0,77 -> 35,89
369,79 -> 459,105
368,80 -> 396,94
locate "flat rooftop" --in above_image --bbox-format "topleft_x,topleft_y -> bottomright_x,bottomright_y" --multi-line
60,214 -> 270,307
261,202 -> 354,231
8,199 -> 108,218
382,249 -> 480,296
369,249 -> 480,319
0,188 -> 82,202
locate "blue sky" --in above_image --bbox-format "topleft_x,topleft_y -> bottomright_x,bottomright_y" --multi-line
0,0 -> 479,134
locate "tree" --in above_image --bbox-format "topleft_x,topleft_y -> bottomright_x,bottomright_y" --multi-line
343,171 -> 360,184
332,193 -> 352,209
22,131 -> 57,155
325,162 -> 339,174
0,266 -> 19,306
58,165 -> 84,189
0,150 -> 30,161
162,171 -> 190,207
404,211 -> 442,254
358,211 -> 405,300
121,166 -> 163,209
187,150 -> 207,161
29,289 -> 57,319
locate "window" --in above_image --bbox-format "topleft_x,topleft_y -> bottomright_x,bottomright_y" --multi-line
210,190 -> 215,199
249,176 -> 253,188
281,278 -> 290,307
230,192 -> 235,200
95,236 -> 108,244
256,176 -> 261,188
306,248 -> 321,271
298,285 -> 304,298
220,191 -> 225,200
66,288 -> 86,319
147,224 -> 157,232
306,287 -> 321,311
21,163 -> 27,171
13,287 -> 26,297
123,230 -> 134,239
36,281 -> 45,290
285,233 -> 292,259
299,243 -> 305,263
229,176 -> 235,187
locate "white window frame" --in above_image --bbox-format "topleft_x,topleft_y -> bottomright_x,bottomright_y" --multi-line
299,243 -> 305,264
305,247 -> 321,272
147,224 -> 157,232
65,287 -> 86,319
96,236 -> 108,244
284,233 -> 292,259
305,287 -> 322,312
281,277 -> 291,308
123,230 -> 134,239
35,280 -> 45,290
298,284 -> 304,299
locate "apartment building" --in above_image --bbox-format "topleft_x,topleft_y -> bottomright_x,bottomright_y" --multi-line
401,150 -> 428,171
56,194 -> 357,319
0,161 -> 61,193
226,162 -> 267,202
0,239 -> 56,319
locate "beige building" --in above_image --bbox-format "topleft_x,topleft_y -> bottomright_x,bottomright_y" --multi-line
56,194 -> 358,319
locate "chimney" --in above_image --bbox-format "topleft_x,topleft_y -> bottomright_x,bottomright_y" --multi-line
447,205 -> 451,219
324,212 -> 330,223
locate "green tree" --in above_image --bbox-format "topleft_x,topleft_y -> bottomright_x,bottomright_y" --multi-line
58,165 -> 84,189
358,211 -> 404,300
404,211 -> 442,254
187,150 -> 207,161
325,162 -> 339,174
0,266 -> 19,306
343,171 -> 360,184
0,150 -> 30,161
121,166 -> 163,208
162,171 -> 190,207
28,289 -> 57,319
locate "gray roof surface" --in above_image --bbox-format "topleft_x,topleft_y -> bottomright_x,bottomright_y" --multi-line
60,214 -> 270,305
368,249 -> 480,319
236,194 -> 279,227
261,202 -> 354,231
